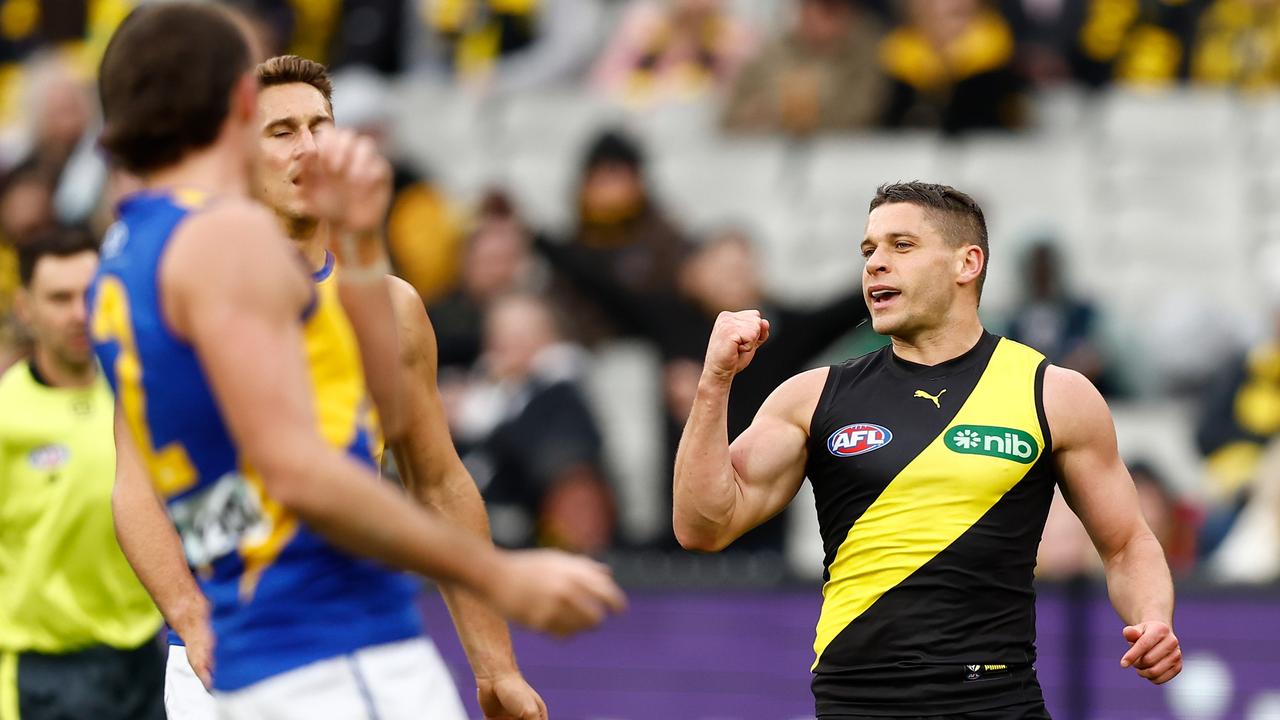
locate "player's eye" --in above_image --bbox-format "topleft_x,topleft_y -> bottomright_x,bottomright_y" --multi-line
272,131 -> 292,138
895,241 -> 912,250
860,246 -> 874,258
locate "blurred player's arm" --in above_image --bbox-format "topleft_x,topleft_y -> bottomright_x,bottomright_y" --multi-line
673,310 -> 818,552
1047,365 -> 1181,685
111,403 -> 213,687
336,264 -> 404,441
385,277 -> 546,719
163,202 -> 624,636
317,129 -> 404,441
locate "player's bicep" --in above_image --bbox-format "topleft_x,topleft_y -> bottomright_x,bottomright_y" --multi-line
729,415 -> 808,518
727,368 -> 824,524
1046,366 -> 1148,561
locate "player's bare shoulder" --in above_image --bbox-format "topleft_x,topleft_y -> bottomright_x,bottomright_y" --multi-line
766,366 -> 831,436
165,199 -> 294,281
161,198 -> 308,336
381,274 -> 437,368
1042,364 -> 1115,453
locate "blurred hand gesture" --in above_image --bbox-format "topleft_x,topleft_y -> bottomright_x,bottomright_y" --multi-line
298,128 -> 392,266
477,672 -> 548,720
487,549 -> 626,637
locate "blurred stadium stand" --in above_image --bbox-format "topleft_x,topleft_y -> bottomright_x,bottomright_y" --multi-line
3,0 -> 1280,716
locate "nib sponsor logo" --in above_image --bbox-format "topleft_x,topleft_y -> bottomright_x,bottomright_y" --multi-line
945,425 -> 1038,464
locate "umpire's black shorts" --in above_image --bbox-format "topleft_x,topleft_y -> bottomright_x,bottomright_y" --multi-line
2,638 -> 165,720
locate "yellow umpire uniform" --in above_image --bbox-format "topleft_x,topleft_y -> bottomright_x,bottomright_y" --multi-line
0,357 -> 163,719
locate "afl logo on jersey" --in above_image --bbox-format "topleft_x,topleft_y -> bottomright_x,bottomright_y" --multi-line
29,444 -> 70,471
827,423 -> 892,457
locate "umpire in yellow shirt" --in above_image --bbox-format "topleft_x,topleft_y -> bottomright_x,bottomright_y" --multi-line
0,228 -> 163,719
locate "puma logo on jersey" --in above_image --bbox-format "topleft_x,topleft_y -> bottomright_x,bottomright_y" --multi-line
913,389 -> 946,408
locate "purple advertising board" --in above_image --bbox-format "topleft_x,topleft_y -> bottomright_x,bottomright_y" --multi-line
419,586 -> 1280,720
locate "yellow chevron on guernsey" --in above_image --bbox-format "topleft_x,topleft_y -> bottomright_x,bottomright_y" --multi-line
812,340 -> 1046,668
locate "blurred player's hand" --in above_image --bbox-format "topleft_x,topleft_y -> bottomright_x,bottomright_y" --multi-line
477,672 -> 547,720
183,618 -> 215,690
1120,621 -> 1182,685
704,310 -> 770,381
298,128 -> 392,264
490,549 -> 626,637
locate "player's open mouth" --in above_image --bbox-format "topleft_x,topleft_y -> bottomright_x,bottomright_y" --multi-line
868,287 -> 900,309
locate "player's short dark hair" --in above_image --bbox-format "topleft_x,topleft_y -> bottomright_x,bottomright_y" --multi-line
98,2 -> 253,174
869,181 -> 989,294
257,55 -> 333,115
18,226 -> 100,287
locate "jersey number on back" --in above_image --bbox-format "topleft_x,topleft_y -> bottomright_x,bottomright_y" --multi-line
91,277 -> 198,497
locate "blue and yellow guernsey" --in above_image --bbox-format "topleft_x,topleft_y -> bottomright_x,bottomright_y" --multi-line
87,191 -> 420,692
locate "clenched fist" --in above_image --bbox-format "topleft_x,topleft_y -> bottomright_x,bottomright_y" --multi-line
704,310 -> 771,380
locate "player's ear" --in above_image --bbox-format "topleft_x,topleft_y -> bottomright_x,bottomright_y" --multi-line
231,72 -> 258,125
957,244 -> 984,286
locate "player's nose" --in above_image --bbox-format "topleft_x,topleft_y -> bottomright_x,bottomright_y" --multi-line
864,245 -> 891,274
294,127 -> 319,158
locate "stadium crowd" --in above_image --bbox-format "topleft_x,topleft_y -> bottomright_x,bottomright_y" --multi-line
1,0 -> 1279,594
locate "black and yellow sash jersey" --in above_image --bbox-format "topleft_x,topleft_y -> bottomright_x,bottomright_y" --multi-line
805,331 -> 1055,716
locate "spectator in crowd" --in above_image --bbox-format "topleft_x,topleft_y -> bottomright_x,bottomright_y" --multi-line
0,163 -> 53,243
1194,240 -> 1280,558
659,229 -> 868,552
541,128 -> 692,346
722,0 -> 886,134
879,0 -> 1027,133
1129,461 -> 1201,577
1006,240 -> 1114,394
448,294 -> 615,554
1194,311 -> 1280,542
1206,436 -> 1280,583
1189,0 -> 1280,88
1038,460 -> 1199,580
0,162 -> 56,369
430,190 -> 545,370
1066,0 -> 1200,87
591,0 -> 757,108
13,53 -> 93,181
422,0 -> 603,95
0,229 -> 165,719
331,0 -> 410,73
332,66 -> 464,303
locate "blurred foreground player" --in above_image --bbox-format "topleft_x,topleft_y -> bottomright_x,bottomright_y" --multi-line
135,54 -> 552,719
674,182 -> 1181,718
0,229 -> 163,720
91,5 -> 624,718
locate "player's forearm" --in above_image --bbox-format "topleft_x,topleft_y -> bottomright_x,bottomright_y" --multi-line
112,473 -> 208,640
265,440 -> 504,598
1102,530 -> 1174,625
411,460 -> 520,679
673,373 -> 740,551
337,271 -> 405,442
